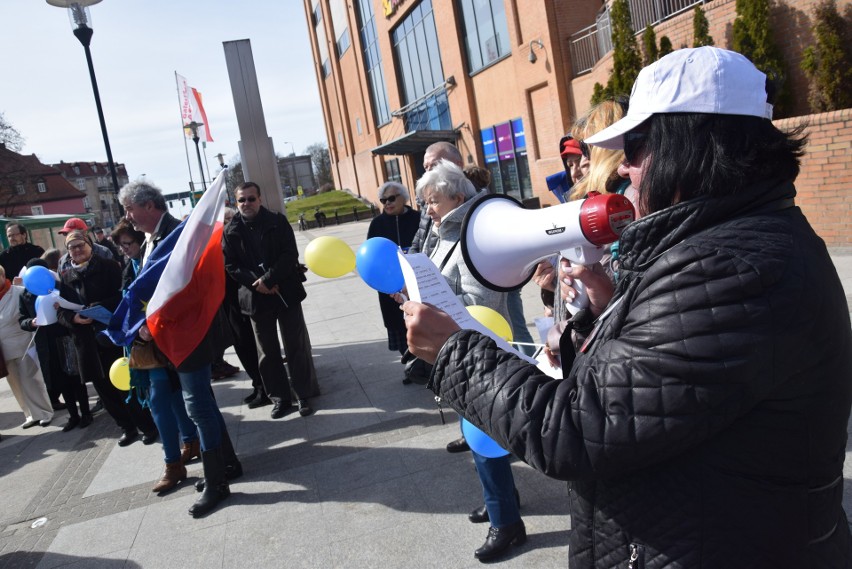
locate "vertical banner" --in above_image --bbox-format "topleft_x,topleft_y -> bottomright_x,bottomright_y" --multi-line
176,72 -> 213,142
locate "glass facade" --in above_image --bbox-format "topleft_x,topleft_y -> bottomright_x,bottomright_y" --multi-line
356,0 -> 391,126
481,118 -> 532,201
392,0 -> 452,131
458,0 -> 511,73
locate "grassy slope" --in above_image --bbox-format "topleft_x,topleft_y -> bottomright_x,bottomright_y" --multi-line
283,191 -> 374,223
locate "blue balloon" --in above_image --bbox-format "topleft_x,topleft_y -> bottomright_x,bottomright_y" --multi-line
22,266 -> 55,296
461,417 -> 509,458
356,237 -> 405,294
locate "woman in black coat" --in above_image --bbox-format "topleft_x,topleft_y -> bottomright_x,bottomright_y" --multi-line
56,230 -> 157,446
366,182 -> 420,359
403,48 -> 852,568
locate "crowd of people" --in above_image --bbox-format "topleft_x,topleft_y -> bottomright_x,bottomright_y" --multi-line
0,179 -> 319,518
1,47 -> 849,565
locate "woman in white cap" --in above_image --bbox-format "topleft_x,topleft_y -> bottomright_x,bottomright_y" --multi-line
403,47 -> 851,567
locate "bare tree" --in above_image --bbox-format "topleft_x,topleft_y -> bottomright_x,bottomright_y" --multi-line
305,142 -> 333,187
0,112 -> 25,152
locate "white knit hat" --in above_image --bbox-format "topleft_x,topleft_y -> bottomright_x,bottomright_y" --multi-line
585,47 -> 774,149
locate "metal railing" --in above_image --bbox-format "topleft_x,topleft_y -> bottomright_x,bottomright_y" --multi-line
568,0 -> 705,76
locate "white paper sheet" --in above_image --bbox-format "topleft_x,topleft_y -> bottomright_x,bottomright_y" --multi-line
398,252 -> 538,365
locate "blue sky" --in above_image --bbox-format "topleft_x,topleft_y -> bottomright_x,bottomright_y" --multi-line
4,0 -> 326,193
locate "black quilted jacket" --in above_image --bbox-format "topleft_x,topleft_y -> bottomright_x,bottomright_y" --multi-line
431,179 -> 852,568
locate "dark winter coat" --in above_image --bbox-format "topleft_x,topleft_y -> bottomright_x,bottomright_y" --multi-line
430,179 -> 852,568
57,254 -> 123,383
0,243 -> 44,281
367,206 -> 420,331
222,207 -> 306,316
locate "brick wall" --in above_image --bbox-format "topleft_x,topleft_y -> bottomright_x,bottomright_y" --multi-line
637,0 -> 852,117
776,108 -> 852,247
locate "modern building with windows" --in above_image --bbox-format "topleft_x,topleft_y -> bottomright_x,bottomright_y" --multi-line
304,0 -> 829,207
303,0 -> 605,206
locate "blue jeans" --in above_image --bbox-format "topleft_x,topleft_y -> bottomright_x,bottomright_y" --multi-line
507,289 -> 536,357
177,364 -> 227,452
472,450 -> 521,528
147,368 -> 198,464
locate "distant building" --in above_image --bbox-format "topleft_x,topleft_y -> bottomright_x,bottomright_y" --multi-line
0,143 -> 88,217
52,160 -> 129,228
277,154 -> 317,196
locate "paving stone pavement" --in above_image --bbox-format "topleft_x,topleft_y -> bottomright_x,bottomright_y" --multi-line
0,218 -> 849,569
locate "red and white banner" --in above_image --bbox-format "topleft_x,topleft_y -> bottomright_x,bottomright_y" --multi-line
176,72 -> 214,142
146,171 -> 227,366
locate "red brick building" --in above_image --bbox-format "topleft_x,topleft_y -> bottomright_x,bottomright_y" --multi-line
304,0 -> 852,245
0,143 -> 87,218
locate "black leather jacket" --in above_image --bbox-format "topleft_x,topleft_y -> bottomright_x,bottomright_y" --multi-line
431,179 -> 852,568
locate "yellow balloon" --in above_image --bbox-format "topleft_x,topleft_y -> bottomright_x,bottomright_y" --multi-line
304,236 -> 356,278
466,305 -> 513,342
109,357 -> 131,391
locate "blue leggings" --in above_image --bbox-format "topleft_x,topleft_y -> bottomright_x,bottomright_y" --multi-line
147,368 -> 198,464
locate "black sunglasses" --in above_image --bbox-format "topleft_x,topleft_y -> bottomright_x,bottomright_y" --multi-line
237,196 -> 258,203
379,195 -> 398,204
579,140 -> 591,160
623,131 -> 648,165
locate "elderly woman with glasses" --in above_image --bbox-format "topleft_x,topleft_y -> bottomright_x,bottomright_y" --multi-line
366,182 -> 420,368
413,160 -> 523,562
111,221 -> 200,493
56,230 -> 158,448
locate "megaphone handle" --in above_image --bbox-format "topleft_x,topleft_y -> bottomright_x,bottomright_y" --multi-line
565,277 -> 590,314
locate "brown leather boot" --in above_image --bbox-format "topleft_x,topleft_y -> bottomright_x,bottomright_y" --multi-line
152,461 -> 187,493
180,439 -> 201,465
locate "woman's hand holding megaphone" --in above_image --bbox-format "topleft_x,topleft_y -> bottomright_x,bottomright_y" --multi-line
560,260 -> 614,318
402,301 -> 461,365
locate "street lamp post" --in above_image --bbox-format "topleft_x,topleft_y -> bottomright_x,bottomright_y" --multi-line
215,152 -> 231,204
47,0 -> 123,220
186,121 -> 207,195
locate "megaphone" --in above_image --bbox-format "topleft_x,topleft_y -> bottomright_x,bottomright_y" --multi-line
461,193 -> 635,308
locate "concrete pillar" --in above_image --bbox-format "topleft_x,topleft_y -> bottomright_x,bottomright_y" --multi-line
223,39 -> 285,214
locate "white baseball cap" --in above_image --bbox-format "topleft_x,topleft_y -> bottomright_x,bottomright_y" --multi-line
585,47 -> 774,149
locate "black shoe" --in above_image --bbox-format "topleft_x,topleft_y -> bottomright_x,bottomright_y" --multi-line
474,520 -> 526,562
297,399 -> 314,417
52,402 -> 67,411
243,388 -> 259,405
118,430 -> 139,447
270,400 -> 293,419
446,437 -> 470,453
62,416 -> 81,432
142,430 -> 159,445
247,393 -> 272,409
195,461 -> 244,492
402,376 -> 413,385
469,489 -> 520,524
91,400 -> 105,415
469,505 -> 489,524
79,414 -> 93,428
189,448 -> 230,518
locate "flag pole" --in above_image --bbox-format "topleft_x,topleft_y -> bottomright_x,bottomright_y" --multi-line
202,142 -> 212,184
174,71 -> 196,197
